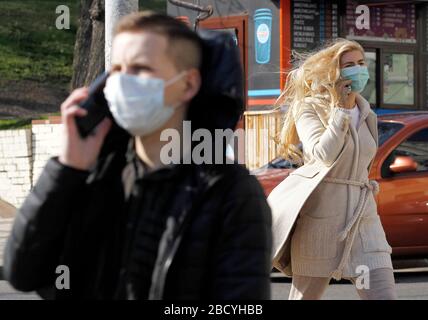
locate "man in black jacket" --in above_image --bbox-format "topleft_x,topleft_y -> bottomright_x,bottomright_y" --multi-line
3,12 -> 272,300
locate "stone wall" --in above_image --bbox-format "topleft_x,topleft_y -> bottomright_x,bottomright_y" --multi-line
0,117 -> 63,208
0,129 -> 33,207
31,123 -> 63,184
0,112 -> 278,207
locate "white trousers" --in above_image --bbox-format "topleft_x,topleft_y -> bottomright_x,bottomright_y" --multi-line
288,268 -> 397,300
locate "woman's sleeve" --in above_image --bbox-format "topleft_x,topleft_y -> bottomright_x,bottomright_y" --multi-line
295,105 -> 350,166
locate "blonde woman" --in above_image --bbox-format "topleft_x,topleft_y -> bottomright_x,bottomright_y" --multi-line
268,39 -> 397,300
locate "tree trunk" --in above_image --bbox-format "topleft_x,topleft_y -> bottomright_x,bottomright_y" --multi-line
105,0 -> 138,69
71,0 -> 105,89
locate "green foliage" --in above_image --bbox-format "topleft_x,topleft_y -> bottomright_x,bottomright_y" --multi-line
140,0 -> 167,12
0,118 -> 32,130
0,114 -> 54,130
0,0 -> 166,86
0,0 -> 77,85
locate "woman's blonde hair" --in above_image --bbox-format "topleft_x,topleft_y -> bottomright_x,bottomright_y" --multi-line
276,38 -> 365,165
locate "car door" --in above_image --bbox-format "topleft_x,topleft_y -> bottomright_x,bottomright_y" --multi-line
377,126 -> 428,255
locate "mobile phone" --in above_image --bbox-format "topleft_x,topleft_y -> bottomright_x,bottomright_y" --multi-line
75,72 -> 112,138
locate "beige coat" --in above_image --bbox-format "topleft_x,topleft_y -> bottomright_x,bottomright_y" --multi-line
269,94 -> 393,280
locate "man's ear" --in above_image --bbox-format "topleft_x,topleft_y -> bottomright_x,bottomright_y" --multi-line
182,68 -> 201,103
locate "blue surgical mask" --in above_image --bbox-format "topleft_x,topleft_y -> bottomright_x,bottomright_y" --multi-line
340,65 -> 370,93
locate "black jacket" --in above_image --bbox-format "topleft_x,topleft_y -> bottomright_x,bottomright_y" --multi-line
3,142 -> 272,300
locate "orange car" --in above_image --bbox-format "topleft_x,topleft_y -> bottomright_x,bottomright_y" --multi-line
254,111 -> 428,257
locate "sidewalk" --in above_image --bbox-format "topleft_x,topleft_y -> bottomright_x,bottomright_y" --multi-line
0,200 -> 16,219
0,218 -> 13,267
0,200 -> 16,274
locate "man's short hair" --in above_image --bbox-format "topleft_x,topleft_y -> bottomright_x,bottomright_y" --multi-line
115,11 -> 202,71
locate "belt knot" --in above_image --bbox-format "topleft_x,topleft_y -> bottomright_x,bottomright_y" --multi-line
365,180 -> 379,195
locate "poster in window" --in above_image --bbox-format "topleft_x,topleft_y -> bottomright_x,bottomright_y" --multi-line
346,0 -> 416,44
291,0 -> 339,53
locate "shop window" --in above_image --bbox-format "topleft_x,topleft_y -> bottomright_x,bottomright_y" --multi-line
378,121 -> 404,146
383,53 -> 414,106
199,15 -> 248,106
210,28 -> 239,46
361,51 -> 376,105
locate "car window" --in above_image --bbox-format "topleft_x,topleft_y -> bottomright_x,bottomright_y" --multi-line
393,128 -> 428,172
378,121 -> 404,146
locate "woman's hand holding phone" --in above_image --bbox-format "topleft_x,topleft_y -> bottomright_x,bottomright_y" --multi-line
336,78 -> 353,109
59,88 -> 112,171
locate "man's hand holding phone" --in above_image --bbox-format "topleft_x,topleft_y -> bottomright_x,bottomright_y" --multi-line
59,88 -> 112,171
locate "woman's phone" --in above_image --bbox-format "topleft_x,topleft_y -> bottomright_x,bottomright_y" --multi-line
75,72 -> 112,138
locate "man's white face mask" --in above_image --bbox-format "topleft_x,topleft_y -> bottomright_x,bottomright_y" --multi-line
103,71 -> 186,137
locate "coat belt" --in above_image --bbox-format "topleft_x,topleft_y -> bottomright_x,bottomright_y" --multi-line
321,177 -> 379,280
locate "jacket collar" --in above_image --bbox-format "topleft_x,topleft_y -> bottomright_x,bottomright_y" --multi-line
355,94 -> 371,124
307,93 -> 378,146
311,93 -> 371,119
355,94 -> 378,147
124,138 -> 180,182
